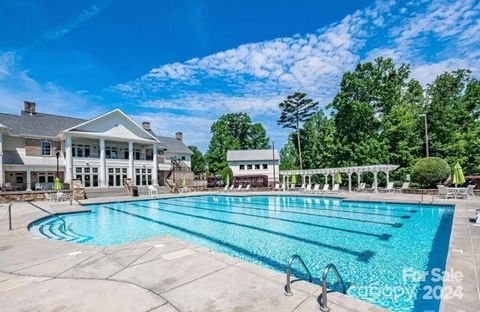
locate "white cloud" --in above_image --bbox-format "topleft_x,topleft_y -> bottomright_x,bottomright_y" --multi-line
112,0 -> 479,149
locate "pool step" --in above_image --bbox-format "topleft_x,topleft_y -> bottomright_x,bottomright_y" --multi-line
85,187 -> 130,199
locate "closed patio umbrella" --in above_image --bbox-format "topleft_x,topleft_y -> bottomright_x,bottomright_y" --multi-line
182,178 -> 187,187
335,172 -> 342,184
53,177 -> 62,191
291,175 -> 297,185
452,162 -> 465,187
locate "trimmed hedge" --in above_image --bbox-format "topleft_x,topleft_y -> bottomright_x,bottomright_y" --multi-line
220,166 -> 233,185
411,157 -> 450,188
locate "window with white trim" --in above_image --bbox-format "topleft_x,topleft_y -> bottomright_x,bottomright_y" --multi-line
41,141 -> 51,156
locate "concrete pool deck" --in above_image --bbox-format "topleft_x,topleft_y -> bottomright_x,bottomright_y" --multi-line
0,191 -> 479,311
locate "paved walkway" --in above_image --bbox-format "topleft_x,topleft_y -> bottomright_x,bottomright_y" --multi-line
0,191 -> 479,311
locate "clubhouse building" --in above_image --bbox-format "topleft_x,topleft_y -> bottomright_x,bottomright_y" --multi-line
0,101 -> 192,191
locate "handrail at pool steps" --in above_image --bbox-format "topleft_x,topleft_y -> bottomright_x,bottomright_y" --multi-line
8,201 -> 67,232
320,263 -> 347,312
285,254 -> 313,296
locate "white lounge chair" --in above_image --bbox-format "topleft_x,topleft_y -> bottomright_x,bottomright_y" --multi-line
311,184 -> 320,193
395,182 -> 410,193
148,185 -> 158,197
320,184 -> 329,193
235,184 -> 243,192
437,185 -> 455,199
303,184 -> 312,193
379,182 -> 395,192
457,185 -> 475,199
44,193 -> 54,202
281,183 -> 286,191
274,183 -> 280,191
222,184 -> 230,192
244,184 -> 251,192
328,184 -> 340,194
289,184 -> 296,191
354,183 -> 366,192
298,183 -> 306,192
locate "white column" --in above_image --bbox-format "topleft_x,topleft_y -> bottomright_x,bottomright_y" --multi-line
99,139 -> 106,187
0,132 -> 3,184
331,173 -> 335,186
348,173 -> 352,192
357,173 -> 361,187
386,171 -> 390,185
26,169 -> 32,191
152,144 -> 158,186
324,174 -> 328,185
373,171 -> 378,192
65,135 -> 73,184
302,175 -> 305,185
128,142 -> 134,182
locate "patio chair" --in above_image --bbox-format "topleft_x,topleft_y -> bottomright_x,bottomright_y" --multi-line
222,184 -> 229,192
289,184 -> 296,191
244,184 -> 251,192
234,184 -> 243,192
311,184 -> 320,193
303,184 -> 312,193
148,185 -> 158,197
274,183 -> 280,191
395,182 -> 410,193
319,184 -> 329,193
281,183 -> 286,191
437,185 -> 455,199
35,183 -> 43,191
44,193 -> 54,202
457,185 -> 475,199
354,183 -> 366,192
56,192 -> 66,202
328,184 -> 340,194
298,183 -> 305,192
379,182 -> 395,192
2,182 -> 13,192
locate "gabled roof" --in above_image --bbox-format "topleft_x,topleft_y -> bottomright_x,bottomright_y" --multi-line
156,135 -> 193,154
227,149 -> 279,161
0,112 -> 85,138
63,109 -> 160,143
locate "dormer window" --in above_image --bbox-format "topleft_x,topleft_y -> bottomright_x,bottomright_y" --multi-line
41,140 -> 51,156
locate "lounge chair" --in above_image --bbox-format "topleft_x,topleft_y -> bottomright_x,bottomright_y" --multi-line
437,185 -> 454,199
298,183 -> 306,192
281,183 -> 286,191
289,184 -> 296,191
235,184 -> 243,192
394,182 -> 410,193
457,185 -> 475,199
148,185 -> 158,197
311,184 -> 320,193
354,183 -> 366,192
222,184 -> 230,192
244,184 -> 251,192
274,183 -> 280,191
319,184 -> 329,193
379,182 -> 394,192
303,184 -> 312,193
328,184 -> 340,194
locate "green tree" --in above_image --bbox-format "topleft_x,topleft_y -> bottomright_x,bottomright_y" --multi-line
205,113 -> 269,174
188,145 -> 206,176
277,92 -> 319,169
279,136 -> 298,170
426,69 -> 480,173
301,111 -> 336,169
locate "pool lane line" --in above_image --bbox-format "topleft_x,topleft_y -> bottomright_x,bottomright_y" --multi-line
158,198 -> 403,228
131,202 -> 392,241
169,197 -> 412,220
210,196 -> 417,215
103,205 -> 374,263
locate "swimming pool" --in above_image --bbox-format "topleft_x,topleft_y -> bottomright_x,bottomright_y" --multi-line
30,195 -> 454,311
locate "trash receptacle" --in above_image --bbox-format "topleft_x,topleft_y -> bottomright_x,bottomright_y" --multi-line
132,186 -> 139,197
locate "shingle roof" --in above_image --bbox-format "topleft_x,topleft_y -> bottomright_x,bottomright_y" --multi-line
156,135 -> 193,154
227,149 -> 279,161
0,112 -> 85,138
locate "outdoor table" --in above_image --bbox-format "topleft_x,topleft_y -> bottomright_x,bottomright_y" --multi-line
446,187 -> 467,198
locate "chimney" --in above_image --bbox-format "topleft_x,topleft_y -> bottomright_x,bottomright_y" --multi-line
23,101 -> 36,115
142,121 -> 151,131
175,131 -> 183,142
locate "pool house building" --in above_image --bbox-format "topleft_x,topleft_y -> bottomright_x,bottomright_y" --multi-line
0,101 -> 192,191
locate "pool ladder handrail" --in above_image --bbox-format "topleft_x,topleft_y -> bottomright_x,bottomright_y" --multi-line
285,254 -> 312,296
8,201 -> 67,232
320,263 -> 347,312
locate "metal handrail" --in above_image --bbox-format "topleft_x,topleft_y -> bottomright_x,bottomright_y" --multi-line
285,254 -> 312,296
320,263 -> 347,312
8,201 -> 67,233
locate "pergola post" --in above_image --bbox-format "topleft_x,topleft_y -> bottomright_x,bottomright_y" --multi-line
357,172 -> 361,187
373,171 -> 378,192
386,171 -> 390,185
302,175 -> 306,185
348,172 -> 352,192
331,173 -> 335,186
324,174 -> 328,186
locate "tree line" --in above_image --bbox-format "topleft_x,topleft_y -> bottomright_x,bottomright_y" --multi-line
189,57 -> 480,179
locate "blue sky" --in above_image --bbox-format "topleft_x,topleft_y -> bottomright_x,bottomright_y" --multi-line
0,0 -> 479,151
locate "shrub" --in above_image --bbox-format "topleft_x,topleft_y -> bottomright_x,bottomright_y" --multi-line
411,157 -> 451,188
220,166 -> 233,185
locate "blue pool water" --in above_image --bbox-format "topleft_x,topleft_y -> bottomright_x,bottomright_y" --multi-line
30,195 -> 454,312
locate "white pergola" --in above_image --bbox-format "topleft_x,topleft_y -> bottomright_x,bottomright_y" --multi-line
280,164 -> 399,192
